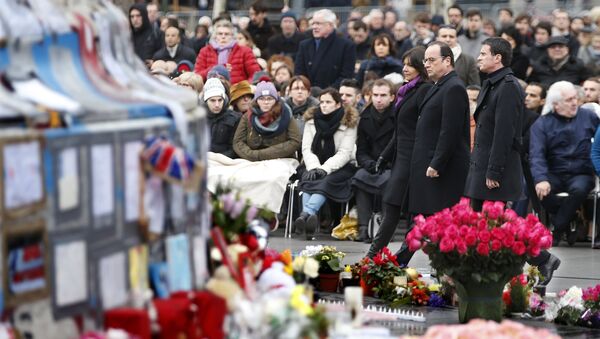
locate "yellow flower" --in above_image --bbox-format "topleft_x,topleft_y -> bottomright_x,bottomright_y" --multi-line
344,265 -> 352,273
405,268 -> 419,280
290,285 -> 314,316
428,284 -> 441,292
292,256 -> 306,272
284,264 -> 293,275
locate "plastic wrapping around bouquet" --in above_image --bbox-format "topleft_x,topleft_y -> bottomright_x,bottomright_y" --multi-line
454,278 -> 509,324
318,273 -> 340,293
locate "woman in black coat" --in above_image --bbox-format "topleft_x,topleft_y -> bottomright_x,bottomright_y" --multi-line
367,47 -> 433,258
355,34 -> 404,88
500,25 -> 530,80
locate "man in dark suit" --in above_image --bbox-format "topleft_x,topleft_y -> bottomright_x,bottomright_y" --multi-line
396,41 -> 470,266
266,12 -> 305,60
294,9 -> 356,89
152,26 -> 197,65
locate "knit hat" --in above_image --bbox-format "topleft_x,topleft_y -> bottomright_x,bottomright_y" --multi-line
254,81 -> 279,101
203,78 -> 227,102
251,70 -> 271,85
208,65 -> 231,81
281,12 -> 297,22
230,80 -> 253,102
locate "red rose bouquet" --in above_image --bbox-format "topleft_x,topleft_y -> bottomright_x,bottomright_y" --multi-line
406,198 -> 553,285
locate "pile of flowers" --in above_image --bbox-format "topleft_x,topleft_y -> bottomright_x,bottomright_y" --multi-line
404,319 -> 561,339
544,284 -> 600,328
502,267 -> 541,315
406,198 -> 553,284
299,245 -> 346,274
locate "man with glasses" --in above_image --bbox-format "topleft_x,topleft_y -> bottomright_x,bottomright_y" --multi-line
528,36 -> 586,87
396,41 -> 470,266
294,9 -> 356,89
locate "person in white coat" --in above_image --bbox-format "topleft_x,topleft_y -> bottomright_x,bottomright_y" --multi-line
294,88 -> 359,240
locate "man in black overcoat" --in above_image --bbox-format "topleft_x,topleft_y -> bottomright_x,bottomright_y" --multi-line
294,9 -> 357,89
395,41 -> 470,266
464,37 -> 561,287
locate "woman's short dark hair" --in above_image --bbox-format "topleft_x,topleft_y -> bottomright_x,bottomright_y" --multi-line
402,46 -> 428,80
499,25 -> 523,48
370,33 -> 396,58
319,88 -> 342,105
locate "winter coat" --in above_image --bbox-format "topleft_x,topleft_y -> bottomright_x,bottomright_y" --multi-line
194,43 -> 261,84
208,109 -> 242,158
247,19 -> 274,55
355,40 -> 372,62
409,71 -> 470,215
394,38 -> 413,60
295,30 -> 357,89
356,104 -> 395,170
267,32 -> 306,60
458,30 -> 488,59
302,105 -> 359,174
464,67 -> 525,202
285,96 -> 319,135
510,48 -> 530,81
152,44 -> 197,64
233,102 -> 301,161
528,55 -> 587,87
129,4 -> 161,61
529,108 -> 599,184
454,53 -> 480,86
380,80 -> 433,206
524,44 -> 547,64
356,56 -> 404,88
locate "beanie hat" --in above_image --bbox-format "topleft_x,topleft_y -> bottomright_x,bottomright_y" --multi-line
254,81 -> 279,101
230,80 -> 253,102
203,78 -> 227,102
251,70 -> 271,85
280,12 -> 297,22
177,60 -> 194,73
208,65 -> 231,81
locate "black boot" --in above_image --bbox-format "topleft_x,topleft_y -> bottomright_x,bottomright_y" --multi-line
538,254 -> 561,286
394,241 -> 414,268
356,227 -> 371,243
294,212 -> 310,236
306,214 -> 319,240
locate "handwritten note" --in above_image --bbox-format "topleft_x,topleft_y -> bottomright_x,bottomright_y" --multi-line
3,141 -> 43,209
58,147 -> 79,211
91,144 -> 114,218
124,142 -> 143,222
55,241 -> 87,306
99,252 -> 127,310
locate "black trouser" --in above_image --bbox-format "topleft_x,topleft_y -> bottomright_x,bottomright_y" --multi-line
367,202 -> 405,258
541,173 -> 594,234
470,198 -> 551,266
355,188 -> 380,232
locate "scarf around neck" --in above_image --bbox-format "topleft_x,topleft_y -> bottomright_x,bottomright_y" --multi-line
395,76 -> 420,109
311,106 -> 345,164
250,101 -> 291,137
210,40 -> 236,65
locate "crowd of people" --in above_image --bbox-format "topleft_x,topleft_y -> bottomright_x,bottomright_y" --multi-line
129,2 -> 600,288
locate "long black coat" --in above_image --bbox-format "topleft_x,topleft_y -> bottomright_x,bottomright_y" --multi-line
528,55 -> 587,87
356,104 -> 395,170
294,31 -> 357,89
408,72 -> 470,215
381,81 -> 433,206
152,44 -> 197,64
267,32 -> 305,60
208,109 -> 242,158
464,67 -> 524,202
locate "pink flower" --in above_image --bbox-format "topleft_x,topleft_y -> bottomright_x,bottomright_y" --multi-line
477,219 -> 488,230
245,205 -> 258,223
408,238 -> 422,251
439,237 -> 455,253
491,239 -> 502,251
512,241 -> 526,256
527,246 -> 541,257
538,235 -> 553,249
502,235 -> 515,248
478,230 -> 491,243
483,201 -> 503,219
518,274 -> 528,285
456,240 -> 468,254
445,224 -> 459,239
459,225 -> 470,237
230,199 -> 246,218
491,227 -> 505,241
476,242 -> 490,256
465,233 -> 477,246
503,208 -> 518,221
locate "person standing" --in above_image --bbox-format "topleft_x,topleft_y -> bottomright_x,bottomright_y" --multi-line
395,42 -> 470,266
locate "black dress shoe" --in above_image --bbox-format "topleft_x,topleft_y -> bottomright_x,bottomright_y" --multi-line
538,254 -> 561,286
356,228 -> 370,242
552,231 -> 563,247
294,212 -> 310,236
306,214 -> 319,240
567,230 -> 577,246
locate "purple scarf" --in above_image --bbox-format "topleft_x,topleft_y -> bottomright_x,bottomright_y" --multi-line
395,76 -> 421,109
210,40 -> 236,65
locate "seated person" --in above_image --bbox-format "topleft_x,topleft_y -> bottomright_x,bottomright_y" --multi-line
285,75 -> 319,134
294,88 -> 359,240
352,79 -> 395,242
152,26 -> 197,64
530,81 -> 600,246
204,78 -> 241,158
233,81 -> 301,161
229,80 -> 254,114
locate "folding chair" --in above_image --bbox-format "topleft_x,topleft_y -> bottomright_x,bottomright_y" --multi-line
284,180 -> 299,238
590,176 -> 599,248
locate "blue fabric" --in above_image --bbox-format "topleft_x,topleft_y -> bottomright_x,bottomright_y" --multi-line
302,192 -> 327,215
529,108 -> 599,183
591,127 -> 600,175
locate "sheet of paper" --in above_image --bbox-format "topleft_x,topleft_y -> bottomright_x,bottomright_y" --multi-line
3,141 -> 43,210
193,235 -> 208,289
167,234 -> 192,291
91,144 -> 114,218
124,142 -> 143,222
128,245 -> 148,291
55,241 -> 87,306
58,147 -> 79,211
99,252 -> 128,310
12,79 -> 82,113
144,176 -> 164,234
169,185 -> 185,222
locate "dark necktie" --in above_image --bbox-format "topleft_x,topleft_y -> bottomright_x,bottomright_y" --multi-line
315,39 -> 321,51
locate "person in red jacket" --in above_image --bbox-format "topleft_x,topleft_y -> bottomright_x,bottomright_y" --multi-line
194,20 -> 261,85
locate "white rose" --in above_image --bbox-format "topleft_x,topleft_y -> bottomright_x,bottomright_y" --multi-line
303,257 -> 320,278
292,256 -> 306,272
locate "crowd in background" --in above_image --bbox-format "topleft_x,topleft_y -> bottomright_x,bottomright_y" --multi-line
128,1 -> 600,260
